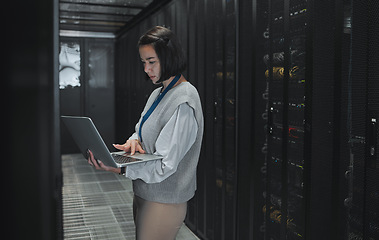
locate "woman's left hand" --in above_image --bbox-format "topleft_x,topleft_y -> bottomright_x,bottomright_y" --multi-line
87,150 -> 121,174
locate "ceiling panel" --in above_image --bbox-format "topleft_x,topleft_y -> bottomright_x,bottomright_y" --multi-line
59,0 -> 154,38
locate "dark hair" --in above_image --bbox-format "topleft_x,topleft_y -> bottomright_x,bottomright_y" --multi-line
138,26 -> 186,82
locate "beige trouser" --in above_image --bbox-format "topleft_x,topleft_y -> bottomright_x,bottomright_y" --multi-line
133,195 -> 187,240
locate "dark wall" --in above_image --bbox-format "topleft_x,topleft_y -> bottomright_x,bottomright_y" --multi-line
5,0 -> 62,239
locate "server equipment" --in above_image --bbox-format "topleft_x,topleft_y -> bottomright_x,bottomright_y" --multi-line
113,0 -> 379,239
259,1 -> 307,239
252,0 -> 379,240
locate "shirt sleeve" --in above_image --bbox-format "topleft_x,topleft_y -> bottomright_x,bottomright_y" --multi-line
124,103 -> 198,183
129,131 -> 139,140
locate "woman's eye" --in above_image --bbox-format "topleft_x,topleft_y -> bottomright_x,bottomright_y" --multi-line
141,61 -> 155,66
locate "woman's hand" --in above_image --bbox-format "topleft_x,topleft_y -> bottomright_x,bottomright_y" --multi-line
87,150 -> 120,174
113,139 -> 146,155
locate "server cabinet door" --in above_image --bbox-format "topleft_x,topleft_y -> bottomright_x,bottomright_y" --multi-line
364,0 -> 379,238
262,0 -> 308,239
86,40 -> 115,151
211,0 -> 238,239
345,1 -> 379,239
60,38 -> 115,154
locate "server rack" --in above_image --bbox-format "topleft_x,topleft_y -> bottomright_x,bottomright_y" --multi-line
254,0 -> 342,239
346,1 -> 379,239
115,1 -> 240,239
252,0 -> 379,239
113,0 -> 379,239
262,0 -> 307,239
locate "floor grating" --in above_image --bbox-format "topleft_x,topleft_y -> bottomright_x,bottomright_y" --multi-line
62,153 -> 199,240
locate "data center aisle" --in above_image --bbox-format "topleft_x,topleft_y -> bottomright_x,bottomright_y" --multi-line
62,154 -> 199,240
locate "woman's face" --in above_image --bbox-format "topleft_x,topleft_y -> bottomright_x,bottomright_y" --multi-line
139,44 -> 161,84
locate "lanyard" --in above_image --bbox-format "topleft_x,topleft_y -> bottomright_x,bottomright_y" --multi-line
138,74 -> 181,142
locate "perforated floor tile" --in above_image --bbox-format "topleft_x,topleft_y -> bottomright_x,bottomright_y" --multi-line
100,181 -> 125,192
62,154 -> 199,240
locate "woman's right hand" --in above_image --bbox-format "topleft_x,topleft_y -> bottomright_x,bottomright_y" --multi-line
113,139 -> 146,155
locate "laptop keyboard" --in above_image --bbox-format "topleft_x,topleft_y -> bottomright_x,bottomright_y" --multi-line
112,154 -> 140,164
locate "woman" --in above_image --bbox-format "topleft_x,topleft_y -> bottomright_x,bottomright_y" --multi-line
87,26 -> 204,240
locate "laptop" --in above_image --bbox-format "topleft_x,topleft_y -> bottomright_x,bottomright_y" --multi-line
61,116 -> 163,168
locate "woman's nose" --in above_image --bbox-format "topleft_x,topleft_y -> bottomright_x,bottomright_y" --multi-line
144,64 -> 150,73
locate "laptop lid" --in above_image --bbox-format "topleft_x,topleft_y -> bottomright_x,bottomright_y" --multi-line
61,116 -> 119,167
61,116 -> 162,168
